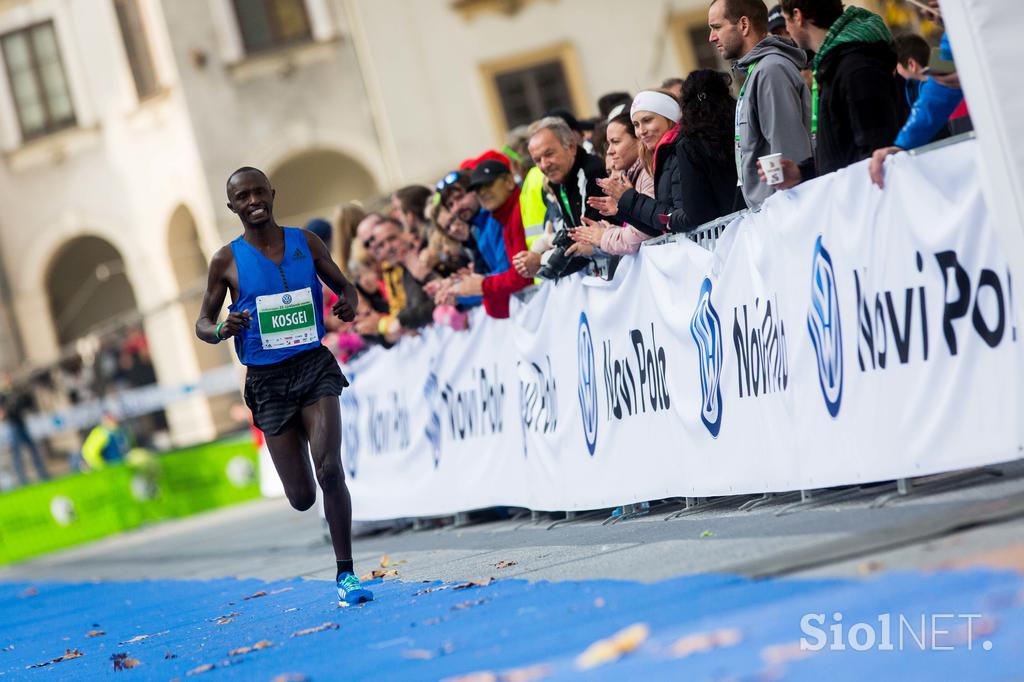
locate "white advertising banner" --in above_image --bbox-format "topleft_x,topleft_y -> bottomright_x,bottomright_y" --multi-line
343,140 -> 1023,521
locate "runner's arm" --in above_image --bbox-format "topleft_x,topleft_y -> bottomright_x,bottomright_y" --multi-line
305,231 -> 358,322
196,246 -> 249,343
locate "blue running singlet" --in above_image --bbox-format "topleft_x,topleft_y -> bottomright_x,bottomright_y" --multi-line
229,227 -> 326,366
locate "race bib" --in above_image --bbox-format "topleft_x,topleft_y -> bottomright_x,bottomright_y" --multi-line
255,287 -> 318,350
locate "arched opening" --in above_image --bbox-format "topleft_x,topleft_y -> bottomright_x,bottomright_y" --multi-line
167,205 -> 236,435
268,149 -> 378,227
47,236 -> 138,346
46,235 -> 167,448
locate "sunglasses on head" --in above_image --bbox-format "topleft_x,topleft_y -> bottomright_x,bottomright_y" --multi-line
435,171 -> 460,192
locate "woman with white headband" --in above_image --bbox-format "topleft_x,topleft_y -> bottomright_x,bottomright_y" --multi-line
588,88 -> 686,236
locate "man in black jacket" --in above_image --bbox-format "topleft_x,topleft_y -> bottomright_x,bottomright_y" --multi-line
514,116 -> 607,280
771,1 -> 903,185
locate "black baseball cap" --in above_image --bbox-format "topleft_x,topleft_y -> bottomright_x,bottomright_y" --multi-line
468,159 -> 511,190
768,5 -> 786,34
544,107 -> 582,133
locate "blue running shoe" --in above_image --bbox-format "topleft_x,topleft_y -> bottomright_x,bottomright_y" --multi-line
337,572 -> 373,605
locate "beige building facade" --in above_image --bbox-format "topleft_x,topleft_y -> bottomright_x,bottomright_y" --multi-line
0,0 -> 877,446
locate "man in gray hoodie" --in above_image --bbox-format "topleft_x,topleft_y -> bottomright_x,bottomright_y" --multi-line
709,0 -> 813,209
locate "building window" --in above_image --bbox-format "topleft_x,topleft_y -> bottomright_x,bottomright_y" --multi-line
686,24 -> 726,72
1,22 -> 76,141
232,0 -> 312,54
493,60 -> 573,131
670,11 -> 730,80
114,0 -> 159,100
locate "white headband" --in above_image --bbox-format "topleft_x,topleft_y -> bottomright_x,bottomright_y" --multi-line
606,103 -> 627,121
630,91 -> 682,123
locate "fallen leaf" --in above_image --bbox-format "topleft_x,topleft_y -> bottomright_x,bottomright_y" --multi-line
111,653 -> 141,671
360,569 -> 399,582
164,652 -> 178,660
761,641 -> 815,665
857,560 -> 884,575
401,649 -> 435,660
452,598 -> 488,611
501,664 -> 553,682
186,663 -> 215,676
28,648 -> 84,668
215,612 -> 240,620
18,587 -> 38,598
495,560 -> 518,570
228,640 -> 273,656
2,645 -> 15,651
671,628 -> 743,658
441,665 -> 551,682
243,591 -> 268,600
119,635 -> 148,644
291,623 -> 339,638
415,578 -> 492,596
441,673 -> 498,682
701,530 -> 714,538
283,607 -> 299,613
271,675 -> 311,682
575,623 -> 649,670
86,630 -> 105,638
379,554 -> 406,568
270,587 -> 294,595
215,618 -> 236,625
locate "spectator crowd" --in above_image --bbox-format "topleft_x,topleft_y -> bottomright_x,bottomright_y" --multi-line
310,0 -> 968,363
1,0 -> 971,487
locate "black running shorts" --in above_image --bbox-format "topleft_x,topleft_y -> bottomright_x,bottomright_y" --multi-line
243,345 -> 349,436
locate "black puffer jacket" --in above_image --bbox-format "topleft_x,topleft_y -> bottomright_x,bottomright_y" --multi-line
666,136 -> 743,233
615,124 -> 685,236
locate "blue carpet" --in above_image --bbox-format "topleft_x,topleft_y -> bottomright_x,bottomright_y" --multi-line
1,569 -> 1021,680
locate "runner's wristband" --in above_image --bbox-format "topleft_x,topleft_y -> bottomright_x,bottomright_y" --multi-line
215,321 -> 226,342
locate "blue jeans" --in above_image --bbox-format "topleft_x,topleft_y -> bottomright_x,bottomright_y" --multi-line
9,423 -> 48,485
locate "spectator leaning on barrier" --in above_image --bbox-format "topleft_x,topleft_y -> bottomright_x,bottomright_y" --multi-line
441,159 -> 532,319
770,1 -> 903,187
589,89 -> 683,236
515,116 -> 607,280
391,185 -> 433,245
868,32 -> 965,190
709,0 -> 813,210
331,202 -> 366,277
366,217 -> 436,340
666,70 -> 745,231
569,108 -> 656,256
437,169 -> 508,278
893,32 -> 931,108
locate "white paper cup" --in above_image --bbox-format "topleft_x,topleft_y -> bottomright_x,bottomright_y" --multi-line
759,153 -> 784,186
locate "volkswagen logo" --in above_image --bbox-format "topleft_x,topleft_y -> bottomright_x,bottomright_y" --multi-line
282,293 -> 293,305
807,235 -> 843,418
691,278 -> 724,437
577,312 -> 598,455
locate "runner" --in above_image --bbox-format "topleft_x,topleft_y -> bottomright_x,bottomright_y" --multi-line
195,167 -> 372,605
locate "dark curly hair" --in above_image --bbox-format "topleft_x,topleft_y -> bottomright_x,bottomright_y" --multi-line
679,69 -> 736,163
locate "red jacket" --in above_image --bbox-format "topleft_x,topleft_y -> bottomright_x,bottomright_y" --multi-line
481,186 -> 531,318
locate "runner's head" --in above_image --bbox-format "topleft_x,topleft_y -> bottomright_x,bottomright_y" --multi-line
226,167 -> 275,227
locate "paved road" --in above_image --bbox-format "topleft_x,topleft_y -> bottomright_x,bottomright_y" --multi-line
4,461 -> 1023,585
3,462 -> 1024,680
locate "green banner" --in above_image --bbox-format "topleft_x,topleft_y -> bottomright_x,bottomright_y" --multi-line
0,437 -> 261,565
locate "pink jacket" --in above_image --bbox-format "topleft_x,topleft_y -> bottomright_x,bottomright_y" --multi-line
600,159 -> 656,255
